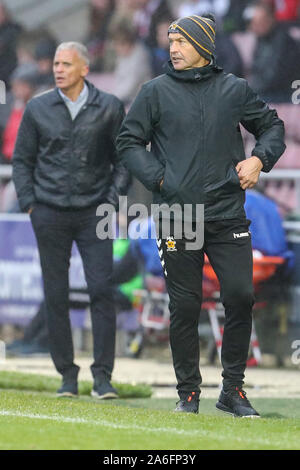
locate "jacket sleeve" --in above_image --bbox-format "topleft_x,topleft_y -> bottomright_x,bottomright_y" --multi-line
116,83 -> 165,192
240,81 -> 286,172
106,99 -> 131,209
12,103 -> 39,212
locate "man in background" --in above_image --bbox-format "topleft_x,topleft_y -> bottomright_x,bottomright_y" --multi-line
13,42 -> 130,399
0,64 -> 37,164
248,2 -> 300,102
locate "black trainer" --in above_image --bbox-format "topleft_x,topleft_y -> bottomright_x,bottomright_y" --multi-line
174,391 -> 200,414
216,387 -> 260,418
56,380 -> 78,398
91,379 -> 118,400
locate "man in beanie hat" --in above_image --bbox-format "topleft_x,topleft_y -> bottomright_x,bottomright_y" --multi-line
117,14 -> 285,417
167,13 -> 216,63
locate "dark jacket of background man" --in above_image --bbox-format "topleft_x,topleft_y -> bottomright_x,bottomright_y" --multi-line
13,80 -> 129,212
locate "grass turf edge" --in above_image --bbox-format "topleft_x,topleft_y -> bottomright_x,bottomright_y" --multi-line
0,370 -> 152,398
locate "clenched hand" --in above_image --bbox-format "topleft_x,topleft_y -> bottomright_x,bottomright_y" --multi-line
236,156 -> 263,190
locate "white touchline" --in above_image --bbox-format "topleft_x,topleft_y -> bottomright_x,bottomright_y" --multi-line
0,409 -> 274,445
0,410 -> 217,438
0,409 -> 196,435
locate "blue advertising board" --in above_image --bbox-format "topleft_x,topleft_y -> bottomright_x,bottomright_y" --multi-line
0,214 -> 88,327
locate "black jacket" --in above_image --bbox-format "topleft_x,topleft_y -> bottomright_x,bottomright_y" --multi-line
13,80 -> 130,212
116,60 -> 286,221
0,22 -> 22,86
249,25 -> 300,103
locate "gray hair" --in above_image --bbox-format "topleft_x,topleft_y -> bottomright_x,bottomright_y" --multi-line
55,42 -> 90,66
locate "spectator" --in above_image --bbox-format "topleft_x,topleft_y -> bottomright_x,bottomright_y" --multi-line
178,0 -> 230,21
34,37 -> 57,92
0,63 -> 38,164
215,32 -> 244,76
151,16 -> 173,76
130,0 -> 173,48
0,2 -> 22,88
222,0 -> 255,33
0,64 -> 38,212
85,0 -> 116,72
110,18 -> 152,106
6,302 -> 50,356
262,0 -> 300,22
248,2 -> 300,102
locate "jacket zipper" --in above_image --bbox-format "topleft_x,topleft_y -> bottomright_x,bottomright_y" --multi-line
199,92 -> 205,209
63,102 -> 89,206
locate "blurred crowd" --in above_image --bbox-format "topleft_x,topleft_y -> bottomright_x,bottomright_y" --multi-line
0,0 -> 299,360
84,0 -> 300,105
0,0 -> 300,210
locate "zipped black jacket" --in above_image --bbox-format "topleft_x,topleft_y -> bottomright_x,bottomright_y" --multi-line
13,80 -> 130,212
116,60 -> 286,220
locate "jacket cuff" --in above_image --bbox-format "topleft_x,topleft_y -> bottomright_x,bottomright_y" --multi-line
251,150 -> 270,173
20,199 -> 36,213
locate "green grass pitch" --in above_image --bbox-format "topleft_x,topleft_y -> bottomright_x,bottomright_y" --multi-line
0,373 -> 300,450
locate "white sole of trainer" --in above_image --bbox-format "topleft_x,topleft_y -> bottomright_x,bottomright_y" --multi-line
56,392 -> 78,398
91,390 -> 118,400
216,403 -> 260,418
241,415 -> 261,418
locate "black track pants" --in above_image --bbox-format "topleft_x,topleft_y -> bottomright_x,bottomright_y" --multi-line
157,218 -> 255,396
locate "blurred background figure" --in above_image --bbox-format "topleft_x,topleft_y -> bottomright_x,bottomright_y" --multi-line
85,0 -> 116,72
0,1 -> 22,88
261,0 -> 300,23
0,63 -> 38,166
0,63 -> 38,212
178,0 -> 231,21
248,2 -> 300,102
0,0 -> 300,367
34,37 -> 57,92
109,16 -> 152,107
215,31 -> 244,76
150,15 -> 173,76
221,0 -> 255,33
128,0 -> 173,48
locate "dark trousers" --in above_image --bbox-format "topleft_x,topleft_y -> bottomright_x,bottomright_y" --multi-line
30,203 -> 115,382
158,218 -> 255,396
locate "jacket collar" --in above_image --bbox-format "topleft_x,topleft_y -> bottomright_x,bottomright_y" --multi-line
164,57 -> 223,82
51,80 -> 101,106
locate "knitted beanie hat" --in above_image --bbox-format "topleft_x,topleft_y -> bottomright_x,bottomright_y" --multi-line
168,14 -> 216,60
